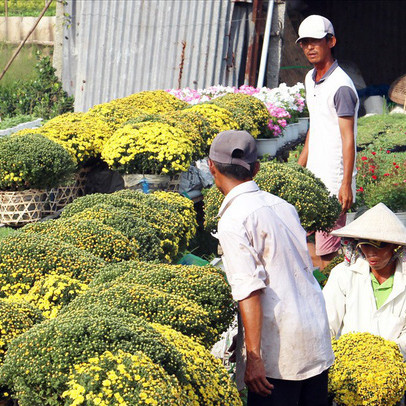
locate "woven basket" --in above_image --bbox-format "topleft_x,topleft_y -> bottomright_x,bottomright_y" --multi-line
0,189 -> 46,226
43,185 -> 80,216
389,74 -> 406,107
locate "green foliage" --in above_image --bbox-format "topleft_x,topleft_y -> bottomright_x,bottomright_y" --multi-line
355,148 -> 406,211
0,55 -> 73,120
90,260 -> 236,337
0,114 -> 37,130
0,227 -> 16,240
0,133 -> 76,190
320,254 -> 344,287
153,323 -> 242,406
22,218 -> 138,262
0,0 -> 56,16
0,306 -> 188,406
0,299 -> 44,364
9,274 -> 89,319
211,93 -> 272,138
69,204 -> 164,262
64,281 -> 218,347
204,162 -> 341,233
357,114 -> 406,151
62,349 -> 186,406
60,190 -> 197,262
0,233 -> 105,297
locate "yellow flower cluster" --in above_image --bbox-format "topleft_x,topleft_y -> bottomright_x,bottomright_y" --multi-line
0,307 -> 188,405
0,233 -> 105,297
329,332 -> 406,406
101,122 -> 194,175
91,260 -> 235,338
115,90 -> 188,115
152,191 -> 197,248
61,189 -> 197,262
9,274 -> 89,319
211,93 -> 271,137
22,218 -> 138,263
153,323 -> 242,406
187,104 -> 238,145
16,112 -> 111,164
0,299 -> 44,364
66,281 -> 217,347
67,204 -> 165,262
62,349 -> 184,406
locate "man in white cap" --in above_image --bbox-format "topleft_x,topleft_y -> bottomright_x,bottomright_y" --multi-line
209,129 -> 334,406
296,15 -> 359,270
323,203 -> 406,358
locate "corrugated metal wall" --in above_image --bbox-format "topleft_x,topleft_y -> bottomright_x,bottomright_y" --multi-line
61,0 -> 254,112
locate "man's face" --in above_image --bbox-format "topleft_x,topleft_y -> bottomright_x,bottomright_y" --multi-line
299,36 -> 335,65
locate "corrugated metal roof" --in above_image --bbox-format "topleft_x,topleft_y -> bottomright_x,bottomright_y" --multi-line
61,0 -> 251,112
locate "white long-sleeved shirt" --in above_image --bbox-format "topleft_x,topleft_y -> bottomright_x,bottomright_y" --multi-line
216,181 -> 334,385
323,258 -> 406,359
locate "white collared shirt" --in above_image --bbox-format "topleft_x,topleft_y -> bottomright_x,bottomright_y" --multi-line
217,181 -> 334,383
323,258 -> 406,359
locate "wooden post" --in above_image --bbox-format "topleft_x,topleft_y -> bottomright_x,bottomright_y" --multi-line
244,0 -> 265,86
0,0 -> 54,82
5,0 -> 8,17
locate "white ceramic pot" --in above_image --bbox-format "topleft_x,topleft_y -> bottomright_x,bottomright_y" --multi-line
256,138 -> 279,157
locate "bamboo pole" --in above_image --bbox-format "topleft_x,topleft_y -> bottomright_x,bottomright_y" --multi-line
0,0 -> 54,82
5,0 -> 7,18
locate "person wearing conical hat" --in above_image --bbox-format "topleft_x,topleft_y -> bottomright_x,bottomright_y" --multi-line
323,203 -> 406,358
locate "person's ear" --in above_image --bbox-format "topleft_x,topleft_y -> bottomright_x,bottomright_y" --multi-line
328,36 -> 336,49
208,159 -> 216,176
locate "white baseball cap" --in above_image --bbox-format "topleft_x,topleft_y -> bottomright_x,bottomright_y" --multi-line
296,15 -> 335,44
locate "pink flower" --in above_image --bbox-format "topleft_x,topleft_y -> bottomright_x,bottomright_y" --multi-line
371,151 -> 376,155
372,175 -> 377,180
395,165 -> 400,169
387,150 -> 391,154
357,187 -> 364,192
384,173 -> 390,176
361,156 -> 367,161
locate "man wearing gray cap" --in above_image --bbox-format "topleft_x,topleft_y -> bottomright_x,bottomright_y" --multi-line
209,130 -> 334,406
296,15 -> 359,271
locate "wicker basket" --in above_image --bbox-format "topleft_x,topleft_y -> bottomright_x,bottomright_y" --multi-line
0,189 -> 46,226
43,185 -> 80,216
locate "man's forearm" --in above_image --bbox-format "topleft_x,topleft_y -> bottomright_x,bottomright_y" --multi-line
338,117 -> 355,186
239,290 -> 263,356
297,131 -> 310,167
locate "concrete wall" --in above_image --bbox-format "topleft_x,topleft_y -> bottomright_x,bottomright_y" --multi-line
0,16 -> 55,45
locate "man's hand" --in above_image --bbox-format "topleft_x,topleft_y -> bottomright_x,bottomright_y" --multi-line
338,182 -> 353,212
227,334 -> 237,363
245,352 -> 274,397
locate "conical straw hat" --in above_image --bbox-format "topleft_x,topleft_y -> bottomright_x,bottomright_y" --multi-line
331,203 -> 406,245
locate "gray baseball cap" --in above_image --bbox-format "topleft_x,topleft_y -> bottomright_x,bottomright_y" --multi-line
209,130 -> 257,170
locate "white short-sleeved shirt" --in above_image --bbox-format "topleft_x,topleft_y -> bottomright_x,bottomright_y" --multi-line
305,61 -> 359,198
216,181 -> 334,384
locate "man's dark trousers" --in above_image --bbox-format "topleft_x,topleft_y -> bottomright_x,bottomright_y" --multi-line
247,369 -> 329,406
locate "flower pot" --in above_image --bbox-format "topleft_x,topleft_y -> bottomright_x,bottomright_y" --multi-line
122,174 -> 171,193
282,123 -> 300,143
256,138 -> 279,157
0,189 -> 46,226
298,117 -> 309,135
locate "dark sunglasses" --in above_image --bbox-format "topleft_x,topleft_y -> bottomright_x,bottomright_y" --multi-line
356,240 -> 390,249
